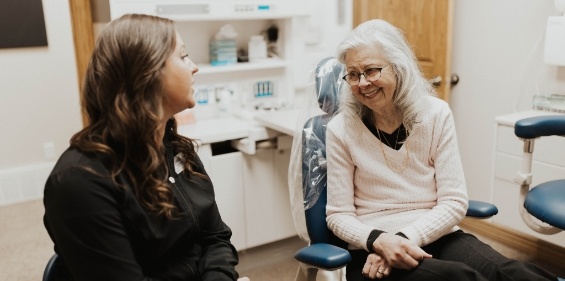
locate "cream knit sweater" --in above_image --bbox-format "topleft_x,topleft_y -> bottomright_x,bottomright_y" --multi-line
326,96 -> 468,250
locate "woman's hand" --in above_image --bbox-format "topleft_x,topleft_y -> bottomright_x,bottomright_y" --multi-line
372,233 -> 432,270
363,253 -> 391,279
237,277 -> 250,281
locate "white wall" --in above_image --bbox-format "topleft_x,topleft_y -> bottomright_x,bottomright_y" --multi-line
0,1 -> 82,204
450,0 -> 562,201
1,0 -> 564,206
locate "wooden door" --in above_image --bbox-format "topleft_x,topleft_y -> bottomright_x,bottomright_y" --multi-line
353,0 -> 453,101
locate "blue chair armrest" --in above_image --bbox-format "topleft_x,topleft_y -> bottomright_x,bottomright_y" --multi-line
466,200 -> 498,218
514,115 -> 565,139
294,243 -> 351,270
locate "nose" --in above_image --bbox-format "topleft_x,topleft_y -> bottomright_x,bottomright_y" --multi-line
191,61 -> 199,74
357,74 -> 370,87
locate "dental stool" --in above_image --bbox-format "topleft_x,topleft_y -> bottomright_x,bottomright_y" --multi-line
514,116 -> 565,234
514,115 -> 565,281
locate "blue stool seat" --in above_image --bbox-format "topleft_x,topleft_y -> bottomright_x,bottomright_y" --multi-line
294,243 -> 351,270
524,179 -> 565,230
466,200 -> 499,218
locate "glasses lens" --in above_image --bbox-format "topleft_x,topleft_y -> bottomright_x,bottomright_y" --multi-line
345,73 -> 360,85
365,68 -> 382,81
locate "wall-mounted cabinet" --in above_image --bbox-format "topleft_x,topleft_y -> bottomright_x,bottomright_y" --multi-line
109,0 -> 323,111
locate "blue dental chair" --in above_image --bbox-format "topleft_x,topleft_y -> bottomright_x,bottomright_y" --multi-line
293,57 -> 499,281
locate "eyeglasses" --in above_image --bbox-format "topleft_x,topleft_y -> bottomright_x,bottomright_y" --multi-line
342,64 -> 389,86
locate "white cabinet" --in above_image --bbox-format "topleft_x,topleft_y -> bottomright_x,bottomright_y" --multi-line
492,111 -> 565,247
200,137 -> 296,251
109,0 -> 315,111
242,145 -> 295,248
208,149 -> 246,249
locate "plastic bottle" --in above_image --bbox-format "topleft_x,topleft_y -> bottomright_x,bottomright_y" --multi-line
248,35 -> 268,62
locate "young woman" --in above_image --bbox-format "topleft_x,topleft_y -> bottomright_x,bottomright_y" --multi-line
44,14 -> 249,281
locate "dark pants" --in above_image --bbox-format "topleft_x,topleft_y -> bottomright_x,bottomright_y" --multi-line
346,230 -> 557,281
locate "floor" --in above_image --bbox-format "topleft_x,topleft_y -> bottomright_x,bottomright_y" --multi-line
1,199 -> 564,281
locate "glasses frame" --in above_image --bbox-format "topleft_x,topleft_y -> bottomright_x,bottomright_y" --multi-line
342,64 -> 389,86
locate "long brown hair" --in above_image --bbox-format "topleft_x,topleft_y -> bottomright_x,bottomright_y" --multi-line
71,14 -> 204,219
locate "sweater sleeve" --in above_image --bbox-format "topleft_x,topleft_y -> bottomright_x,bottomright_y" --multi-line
397,103 -> 468,246
325,122 -> 376,251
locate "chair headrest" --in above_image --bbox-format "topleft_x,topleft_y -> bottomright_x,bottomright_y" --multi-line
315,57 -> 345,115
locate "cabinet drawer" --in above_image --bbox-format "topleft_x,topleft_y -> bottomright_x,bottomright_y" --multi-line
497,125 -> 565,167
495,152 -> 565,184
493,153 -> 521,182
496,125 -> 522,156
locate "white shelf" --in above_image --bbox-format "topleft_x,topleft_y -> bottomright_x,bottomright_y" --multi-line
197,59 -> 288,75
164,13 -> 308,22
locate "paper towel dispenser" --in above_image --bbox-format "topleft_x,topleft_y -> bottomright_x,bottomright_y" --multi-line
544,16 -> 565,66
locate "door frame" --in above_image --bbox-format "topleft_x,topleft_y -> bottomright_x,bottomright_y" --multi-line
69,0 -> 94,126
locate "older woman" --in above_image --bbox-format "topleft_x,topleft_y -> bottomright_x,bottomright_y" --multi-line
325,19 -> 557,281
44,14 -> 249,281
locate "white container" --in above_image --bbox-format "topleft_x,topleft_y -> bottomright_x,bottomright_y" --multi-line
248,35 -> 268,62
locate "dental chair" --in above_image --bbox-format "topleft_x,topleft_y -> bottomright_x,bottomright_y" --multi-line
291,57 -> 499,281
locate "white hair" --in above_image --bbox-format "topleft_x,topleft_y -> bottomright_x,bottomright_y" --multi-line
336,19 -> 436,133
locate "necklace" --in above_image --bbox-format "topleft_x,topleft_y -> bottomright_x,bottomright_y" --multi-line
379,125 -> 401,149
375,122 -> 409,173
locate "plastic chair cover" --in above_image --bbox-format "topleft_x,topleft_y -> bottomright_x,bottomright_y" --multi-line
288,57 -> 345,242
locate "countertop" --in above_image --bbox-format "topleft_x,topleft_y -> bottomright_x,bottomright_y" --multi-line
177,116 -> 270,144
495,110 -> 564,127
177,107 -> 325,145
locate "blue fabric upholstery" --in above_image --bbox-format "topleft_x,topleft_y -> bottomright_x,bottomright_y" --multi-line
514,115 -> 565,139
524,179 -> 565,230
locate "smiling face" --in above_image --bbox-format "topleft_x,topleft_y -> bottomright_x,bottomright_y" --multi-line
161,32 -> 199,119
344,45 -> 397,114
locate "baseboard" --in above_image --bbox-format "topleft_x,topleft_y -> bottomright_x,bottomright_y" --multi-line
0,162 -> 55,206
460,218 -> 565,269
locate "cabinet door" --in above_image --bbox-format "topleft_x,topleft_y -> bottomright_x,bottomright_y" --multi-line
272,147 -> 297,240
209,152 -> 246,250
242,149 -> 277,248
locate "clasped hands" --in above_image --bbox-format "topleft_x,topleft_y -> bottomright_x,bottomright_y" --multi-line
363,233 -> 432,279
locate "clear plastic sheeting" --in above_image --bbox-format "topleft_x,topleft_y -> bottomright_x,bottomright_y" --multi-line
288,57 -> 345,242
